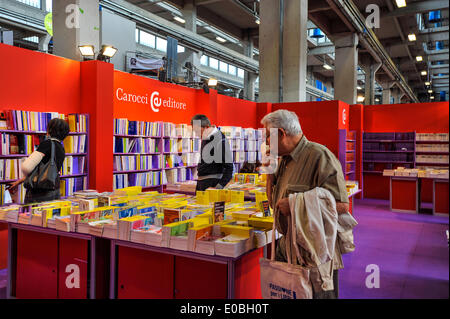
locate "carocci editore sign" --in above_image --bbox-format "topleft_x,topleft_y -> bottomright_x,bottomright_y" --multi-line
115,88 -> 187,112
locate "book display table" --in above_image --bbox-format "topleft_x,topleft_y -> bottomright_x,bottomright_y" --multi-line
5,223 -> 109,299
389,176 -> 449,215
4,221 -> 263,299
109,239 -> 263,299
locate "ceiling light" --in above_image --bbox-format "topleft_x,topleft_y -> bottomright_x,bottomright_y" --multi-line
323,63 -> 333,70
408,33 -> 416,42
208,78 -> 218,86
78,45 -> 95,57
430,96 -> 435,99
357,86 -> 362,90
425,81 -> 431,86
100,45 -> 118,58
357,96 -> 365,103
421,70 -> 427,76
216,36 -> 226,43
174,16 -> 185,24
428,89 -> 433,93
416,56 -> 423,62
375,98 -> 380,102
395,0 -> 407,8
255,18 -> 260,25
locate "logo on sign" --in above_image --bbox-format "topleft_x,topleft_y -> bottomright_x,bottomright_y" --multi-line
342,108 -> 347,125
116,88 -> 187,113
150,91 -> 161,112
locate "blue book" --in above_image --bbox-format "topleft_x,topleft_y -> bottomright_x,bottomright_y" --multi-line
128,121 -> 137,135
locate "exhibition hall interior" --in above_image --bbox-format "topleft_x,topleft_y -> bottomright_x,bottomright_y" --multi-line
0,0 -> 448,300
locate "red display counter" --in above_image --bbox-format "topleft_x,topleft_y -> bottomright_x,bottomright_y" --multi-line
6,223 -> 109,299
434,179 -> 449,216
390,177 -> 419,213
389,176 -> 449,215
109,239 -> 263,299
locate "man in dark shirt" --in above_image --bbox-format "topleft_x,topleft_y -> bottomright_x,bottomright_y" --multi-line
191,114 -> 233,191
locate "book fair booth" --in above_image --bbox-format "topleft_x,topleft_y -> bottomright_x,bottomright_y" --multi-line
0,43 -> 448,299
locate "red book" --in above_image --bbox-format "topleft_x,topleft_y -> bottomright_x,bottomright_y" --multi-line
4,110 -> 15,130
9,135 -> 19,154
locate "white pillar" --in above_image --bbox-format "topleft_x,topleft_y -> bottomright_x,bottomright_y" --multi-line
282,0 -> 307,102
53,0 -> 100,61
381,82 -> 395,105
243,38 -> 257,101
38,34 -> 52,52
259,0 -> 307,103
334,34 -> 359,104
182,0 -> 196,33
362,61 -> 382,105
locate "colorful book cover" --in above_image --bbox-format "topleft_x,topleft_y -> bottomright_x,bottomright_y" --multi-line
163,208 -> 180,225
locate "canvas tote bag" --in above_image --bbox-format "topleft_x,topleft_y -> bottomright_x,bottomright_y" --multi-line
259,207 -> 313,299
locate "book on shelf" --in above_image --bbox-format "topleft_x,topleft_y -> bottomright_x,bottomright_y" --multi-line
63,135 -> 87,154
114,119 -> 162,137
2,110 -> 63,132
114,137 -> 158,154
0,133 -> 40,155
67,114 -> 87,133
0,158 -> 25,180
61,156 -> 86,175
59,177 -> 87,197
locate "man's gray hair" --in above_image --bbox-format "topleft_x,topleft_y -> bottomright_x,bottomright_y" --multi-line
261,109 -> 302,136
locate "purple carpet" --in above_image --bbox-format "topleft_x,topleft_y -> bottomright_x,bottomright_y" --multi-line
340,199 -> 449,299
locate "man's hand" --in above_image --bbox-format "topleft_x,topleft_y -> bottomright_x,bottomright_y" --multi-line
276,197 -> 290,216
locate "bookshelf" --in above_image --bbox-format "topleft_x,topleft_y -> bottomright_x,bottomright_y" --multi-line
415,133 -> 449,170
363,132 -> 416,174
0,111 -> 90,204
113,120 -> 266,191
345,131 -> 357,181
219,126 -> 264,173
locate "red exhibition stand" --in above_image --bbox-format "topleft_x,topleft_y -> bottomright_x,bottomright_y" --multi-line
6,223 -> 110,299
390,177 -> 419,213
433,179 -> 449,215
110,239 -> 263,299
389,176 -> 449,215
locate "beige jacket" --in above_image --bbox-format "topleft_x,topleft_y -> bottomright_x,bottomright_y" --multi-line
287,187 -> 357,292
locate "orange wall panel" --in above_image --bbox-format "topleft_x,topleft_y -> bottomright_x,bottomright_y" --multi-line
113,70 -> 206,124
363,102 -> 449,133
81,61 -> 114,192
0,44 -> 81,114
217,94 -> 257,128
272,101 -> 343,157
